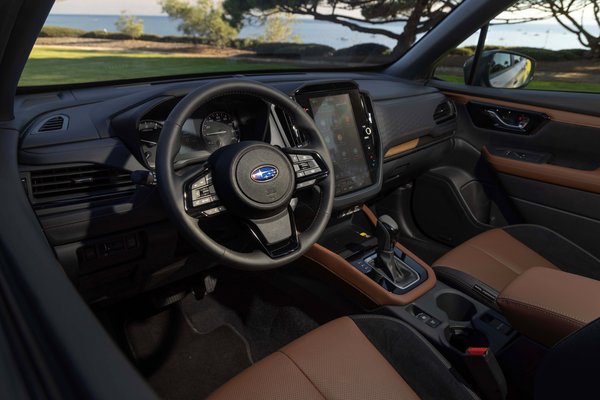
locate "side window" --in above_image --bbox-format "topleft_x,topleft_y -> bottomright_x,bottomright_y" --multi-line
434,1 -> 600,93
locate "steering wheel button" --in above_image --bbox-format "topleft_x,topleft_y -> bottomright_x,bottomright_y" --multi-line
296,179 -> 316,189
290,154 -> 299,162
203,207 -> 221,216
192,177 -> 206,189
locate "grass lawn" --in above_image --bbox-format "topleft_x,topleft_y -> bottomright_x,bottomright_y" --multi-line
436,73 -> 600,93
20,47 -> 294,86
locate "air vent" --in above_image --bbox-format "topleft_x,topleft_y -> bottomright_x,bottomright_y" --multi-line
36,115 -> 68,133
274,106 -> 307,147
30,165 -> 135,205
433,100 -> 456,124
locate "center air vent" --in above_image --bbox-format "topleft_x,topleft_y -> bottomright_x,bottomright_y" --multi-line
36,115 -> 68,133
433,100 -> 456,124
30,165 -> 135,205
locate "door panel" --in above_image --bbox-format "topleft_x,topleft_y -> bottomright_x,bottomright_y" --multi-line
419,82 -> 600,255
484,147 -> 600,194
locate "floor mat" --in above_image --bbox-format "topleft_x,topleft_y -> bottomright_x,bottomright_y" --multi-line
126,305 -> 252,400
181,291 -> 319,361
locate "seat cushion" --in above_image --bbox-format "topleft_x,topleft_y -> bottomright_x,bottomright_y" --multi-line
208,316 -> 477,400
433,224 -> 600,305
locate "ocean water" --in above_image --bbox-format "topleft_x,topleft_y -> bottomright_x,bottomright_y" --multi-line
44,14 -> 596,51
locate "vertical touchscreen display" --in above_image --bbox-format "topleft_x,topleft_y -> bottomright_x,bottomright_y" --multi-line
309,94 -> 372,196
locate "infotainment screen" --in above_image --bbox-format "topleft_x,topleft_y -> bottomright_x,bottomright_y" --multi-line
309,93 -> 373,196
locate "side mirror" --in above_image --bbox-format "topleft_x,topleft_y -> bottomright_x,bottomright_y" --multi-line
464,50 -> 536,89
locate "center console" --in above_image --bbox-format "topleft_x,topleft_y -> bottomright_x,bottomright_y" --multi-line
305,206 -> 517,399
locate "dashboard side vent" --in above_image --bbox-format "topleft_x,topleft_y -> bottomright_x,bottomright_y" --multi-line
433,100 -> 456,125
30,165 -> 135,205
36,115 -> 68,133
274,106 -> 307,147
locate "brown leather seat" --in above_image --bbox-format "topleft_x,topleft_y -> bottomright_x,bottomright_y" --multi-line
433,224 -> 600,307
208,315 -> 477,400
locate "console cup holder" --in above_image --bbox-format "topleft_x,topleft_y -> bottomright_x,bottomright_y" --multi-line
445,326 -> 489,353
436,292 -> 477,321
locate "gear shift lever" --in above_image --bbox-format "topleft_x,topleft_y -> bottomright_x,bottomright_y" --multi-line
374,215 -> 403,280
372,215 -> 416,287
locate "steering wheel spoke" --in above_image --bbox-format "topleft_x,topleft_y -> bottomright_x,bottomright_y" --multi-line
245,207 -> 300,259
177,165 -> 226,218
283,149 -> 329,193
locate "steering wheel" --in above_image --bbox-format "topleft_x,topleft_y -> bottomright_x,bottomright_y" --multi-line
156,79 -> 335,270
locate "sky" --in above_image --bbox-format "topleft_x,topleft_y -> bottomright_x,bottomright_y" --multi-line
51,0 -> 167,15
49,0 -> 598,24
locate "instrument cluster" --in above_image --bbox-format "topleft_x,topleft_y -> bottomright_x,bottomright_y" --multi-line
138,95 -> 269,169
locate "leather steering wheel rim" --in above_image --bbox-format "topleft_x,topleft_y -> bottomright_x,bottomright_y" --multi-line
156,79 -> 334,270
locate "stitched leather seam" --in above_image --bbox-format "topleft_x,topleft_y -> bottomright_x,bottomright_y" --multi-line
464,240 -> 523,275
497,297 -> 587,327
277,350 -> 328,400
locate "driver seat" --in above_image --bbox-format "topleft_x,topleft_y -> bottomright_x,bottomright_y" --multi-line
208,315 -> 478,400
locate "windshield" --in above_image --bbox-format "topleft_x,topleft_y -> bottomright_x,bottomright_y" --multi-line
20,0 -> 465,87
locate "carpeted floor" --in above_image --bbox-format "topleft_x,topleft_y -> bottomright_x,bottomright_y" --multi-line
126,304 -> 253,400
123,274 -> 323,400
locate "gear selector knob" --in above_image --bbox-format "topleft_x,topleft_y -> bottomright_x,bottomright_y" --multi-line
376,214 -> 399,254
373,215 -> 412,285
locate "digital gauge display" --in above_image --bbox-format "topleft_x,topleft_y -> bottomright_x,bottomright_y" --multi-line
201,111 -> 240,151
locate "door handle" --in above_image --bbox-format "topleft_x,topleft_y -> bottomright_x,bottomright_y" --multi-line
485,109 -> 529,131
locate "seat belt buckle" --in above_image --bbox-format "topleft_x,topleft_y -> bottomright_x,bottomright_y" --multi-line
464,347 -> 508,400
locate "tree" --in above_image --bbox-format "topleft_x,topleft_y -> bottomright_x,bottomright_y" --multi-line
160,0 -> 239,48
115,10 -> 144,39
524,1 -> 600,58
224,0 -> 464,56
259,14 -> 301,43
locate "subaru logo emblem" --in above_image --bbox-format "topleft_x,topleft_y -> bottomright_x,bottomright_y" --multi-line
251,165 -> 279,183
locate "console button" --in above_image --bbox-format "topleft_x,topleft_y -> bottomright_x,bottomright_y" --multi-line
125,235 -> 137,249
416,313 -> 430,323
83,246 -> 97,261
426,318 -> 441,328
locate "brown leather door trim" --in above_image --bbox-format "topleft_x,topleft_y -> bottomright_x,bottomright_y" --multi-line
446,92 -> 600,129
384,138 -> 420,158
484,146 -> 600,194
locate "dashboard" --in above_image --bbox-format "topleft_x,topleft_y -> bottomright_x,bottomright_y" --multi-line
15,73 -> 456,301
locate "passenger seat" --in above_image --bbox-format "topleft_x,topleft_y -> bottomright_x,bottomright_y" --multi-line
432,224 -> 600,308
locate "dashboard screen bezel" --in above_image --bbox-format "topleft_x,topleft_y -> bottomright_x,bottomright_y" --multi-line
295,86 -> 378,198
